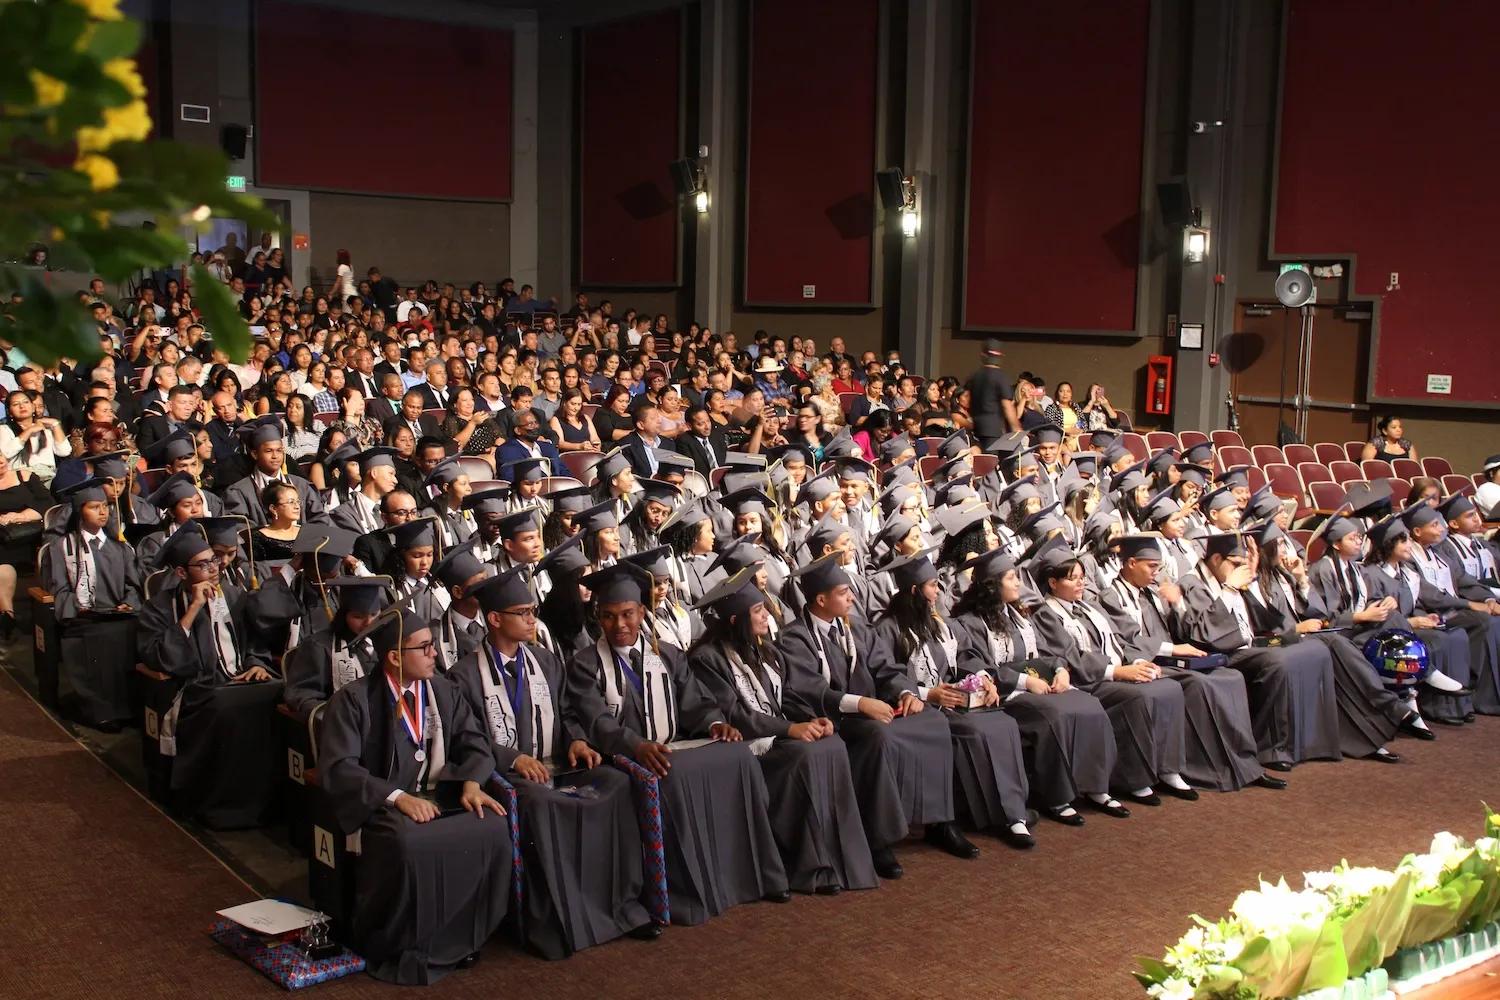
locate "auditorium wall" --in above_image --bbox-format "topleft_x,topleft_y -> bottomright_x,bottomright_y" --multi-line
306,194 -> 510,291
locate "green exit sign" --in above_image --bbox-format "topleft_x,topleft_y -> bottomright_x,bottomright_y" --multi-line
225,175 -> 246,192
1279,262 -> 1307,275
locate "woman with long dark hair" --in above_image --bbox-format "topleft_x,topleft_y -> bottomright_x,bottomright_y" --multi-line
661,501 -> 716,606
867,551 -> 1036,850
953,547 -> 1117,826
689,568 -> 878,893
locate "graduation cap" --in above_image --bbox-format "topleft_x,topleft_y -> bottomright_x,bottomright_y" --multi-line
932,477 -> 978,509
881,461 -> 921,490
325,576 -> 392,614
500,457 -> 549,483
544,483 -> 594,514
1009,445 -> 1041,472
470,563 -> 535,614
1111,459 -> 1150,495
423,455 -> 466,489
708,533 -> 766,575
594,448 -> 631,483
984,431 -> 1028,459
322,441 -> 362,472
937,429 -> 972,460
1143,486 -> 1182,525
580,561 -> 653,606
431,541 -> 488,590
1020,503 -> 1065,539
291,524 -> 359,563
1343,479 -> 1393,520
145,471 -> 199,510
690,566 -> 763,619
1069,451 -> 1099,476
880,433 -> 916,464
834,455 -> 876,482
58,476 -> 109,509
1216,465 -> 1251,491
1082,508 -> 1118,547
1244,520 -> 1285,550
189,515 -> 248,549
389,517 -> 439,551
768,443 -> 814,468
496,508 -> 541,540
933,501 -> 991,538
1029,423 -> 1064,447
1181,442 -> 1214,466
354,601 -> 432,660
963,546 -> 1017,583
159,523 -> 212,568
1201,531 -> 1249,560
1022,533 -> 1074,576
722,452 -> 769,470
1060,472 -> 1093,505
463,488 -> 512,516
1365,512 -> 1409,550
1089,428 -> 1121,449
718,486 -> 774,520
88,449 -> 132,480
537,533 -> 588,576
822,427 -> 861,460
637,478 -> 683,508
877,511 -> 920,551
797,469 -> 841,506
885,546 -> 939,590
1246,485 -> 1283,521
1173,462 -> 1213,488
1437,494 -> 1476,521
142,429 -> 197,467
623,544 -> 674,578
659,497 -> 710,534
1313,514 -> 1363,546
654,450 -> 696,476
235,414 -> 284,448
1100,441 -> 1133,468
792,550 -> 853,598
1114,533 -> 1165,562
1400,502 -> 1441,531
805,514 -> 853,556
998,474 -> 1041,509
574,500 -> 619,534
1146,448 -> 1178,476
934,455 -> 973,484
879,480 -> 924,516
355,446 -> 400,474
1200,484 -> 1240,513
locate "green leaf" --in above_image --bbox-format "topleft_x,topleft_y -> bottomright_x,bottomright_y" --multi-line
191,262 -> 251,363
0,270 -> 105,366
85,19 -> 141,61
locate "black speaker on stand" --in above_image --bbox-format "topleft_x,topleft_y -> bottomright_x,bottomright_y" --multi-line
876,167 -> 906,211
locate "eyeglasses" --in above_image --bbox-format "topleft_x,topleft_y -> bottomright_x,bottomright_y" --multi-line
498,606 -> 539,620
401,639 -> 437,654
186,557 -> 220,571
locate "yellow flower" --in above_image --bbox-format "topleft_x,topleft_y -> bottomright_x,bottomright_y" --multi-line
103,58 -> 146,99
76,152 -> 120,191
73,0 -> 124,20
29,70 -> 68,108
76,98 -> 152,151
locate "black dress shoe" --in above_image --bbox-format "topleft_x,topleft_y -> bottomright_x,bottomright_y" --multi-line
1264,760 -> 1293,772
814,884 -> 842,896
458,951 -> 482,968
626,922 -> 664,941
1161,784 -> 1200,802
1046,806 -> 1086,827
1430,715 -> 1466,726
871,846 -> 904,880
1129,791 -> 1162,807
997,827 -> 1036,850
1465,711 -> 1477,723
762,889 -> 792,904
1366,748 -> 1402,764
1090,799 -> 1131,819
924,821 -> 980,859
93,720 -> 124,734
1400,715 -> 1437,741
1252,774 -> 1288,790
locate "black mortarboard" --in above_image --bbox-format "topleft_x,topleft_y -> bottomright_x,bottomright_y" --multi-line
471,563 -> 535,613
89,450 -> 131,479
623,545 -> 674,578
390,518 -> 438,550
501,457 -> 549,483
355,446 -> 400,474
877,511 -> 920,551
1343,479 -> 1393,519
1319,515 -> 1363,545
423,455 -> 465,489
1216,465 -> 1251,491
1201,532 -> 1249,560
882,461 -> 921,490
708,533 -> 766,575
236,414 -> 283,448
581,561 -> 653,606
723,452 -> 769,471
637,479 -> 683,507
823,427 -> 861,460
1437,494 -> 1476,521
1146,448 -> 1178,476
937,429 -> 971,460
1082,509 -> 1118,547
1115,533 -> 1165,561
933,502 -> 991,538
595,448 -> 631,482
964,545 -> 1017,583
1365,512 -> 1409,550
432,542 -> 487,589
463,488 -> 512,515
984,431 -> 1028,458
654,450 -> 695,475
159,524 -> 212,568
880,433 -> 916,463
189,516 -> 246,548
1143,486 -> 1181,525
1400,502 -> 1441,531
1100,442 -> 1132,467
1200,484 -> 1239,513
1245,520 -> 1285,550
792,550 -> 853,598
1069,451 -> 1099,476
932,477 -> 978,508
142,429 -> 197,466
834,455 -> 876,481
798,470 -> 841,506
717,486 -> 773,520
1020,503 -> 1065,538
545,483 -> 595,513
1247,485 -> 1283,520
145,471 -> 199,509
1111,459 -> 1150,494
497,508 -> 542,540
536,533 -> 588,576
1029,423 -> 1063,447
1181,442 -> 1214,465
1020,532 -> 1071,574
1174,462 -> 1213,488
574,500 -> 619,534
659,498 -> 710,534
326,576 -> 391,614
690,566 -> 764,619
323,441 -> 362,472
886,546 -> 939,589
805,514 -> 852,555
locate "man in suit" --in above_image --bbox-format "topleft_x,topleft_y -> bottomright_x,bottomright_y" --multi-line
372,338 -> 406,380
619,401 -> 676,480
352,489 -> 419,576
679,406 -> 727,478
135,385 -> 198,456
346,347 -> 381,399
495,408 -> 565,477
382,388 -> 443,444
368,373 -> 406,426
416,360 -> 452,411
221,416 -> 328,526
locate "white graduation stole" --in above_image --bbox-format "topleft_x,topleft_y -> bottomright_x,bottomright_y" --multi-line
1414,546 -> 1456,596
478,644 -> 557,760
908,618 -> 958,688
330,637 -> 365,691
724,647 -> 780,757
596,634 -> 676,744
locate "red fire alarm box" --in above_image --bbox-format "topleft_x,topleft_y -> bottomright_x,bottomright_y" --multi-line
1145,355 -> 1173,415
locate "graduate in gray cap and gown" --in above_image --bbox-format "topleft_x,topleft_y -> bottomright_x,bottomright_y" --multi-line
868,548 -> 1033,850
450,564 -> 654,958
1175,531 -> 1341,770
222,414 -> 327,526
565,562 -> 790,925
661,499 -> 718,607
318,603 -> 512,983
689,568 -> 879,893
281,577 -> 388,721
430,542 -> 492,670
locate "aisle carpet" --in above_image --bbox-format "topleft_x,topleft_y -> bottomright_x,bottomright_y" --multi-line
3,656 -> 1499,998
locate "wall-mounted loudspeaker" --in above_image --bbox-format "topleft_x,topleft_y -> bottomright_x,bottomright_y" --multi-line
1275,267 -> 1316,308
1157,178 -> 1194,228
876,167 -> 906,210
221,124 -> 248,160
669,158 -> 698,195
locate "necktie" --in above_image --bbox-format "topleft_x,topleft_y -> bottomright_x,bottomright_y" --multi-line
630,648 -> 644,680
89,537 -> 101,555
402,689 -> 417,721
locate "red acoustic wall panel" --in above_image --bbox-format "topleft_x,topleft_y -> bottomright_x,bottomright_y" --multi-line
962,0 -> 1149,335
577,11 -> 681,287
743,0 -> 879,307
255,1 -> 513,200
1275,0 -> 1500,404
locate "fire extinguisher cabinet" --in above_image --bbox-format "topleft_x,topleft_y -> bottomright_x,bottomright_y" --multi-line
1145,355 -> 1173,416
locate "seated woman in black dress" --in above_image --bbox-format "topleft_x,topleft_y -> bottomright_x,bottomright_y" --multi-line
1361,415 -> 1418,462
550,388 -> 601,452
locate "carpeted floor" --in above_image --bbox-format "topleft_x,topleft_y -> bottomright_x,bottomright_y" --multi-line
5,642 -> 1500,999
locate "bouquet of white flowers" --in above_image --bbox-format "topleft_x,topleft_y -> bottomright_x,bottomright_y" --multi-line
1302,863 -> 1412,979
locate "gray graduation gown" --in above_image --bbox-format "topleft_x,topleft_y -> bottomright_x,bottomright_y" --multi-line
952,609 -> 1116,804
692,642 -> 877,893
222,471 -> 327,526
1357,561 -> 1475,723
1177,570 -> 1341,766
41,533 -> 141,725
565,639 -> 788,925
1414,543 -> 1500,715
867,616 -> 1031,829
1031,601 -> 1188,791
777,615 -> 944,849
451,642 -> 647,958
319,670 -> 511,984
1097,580 -> 1263,790
282,627 -> 376,720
